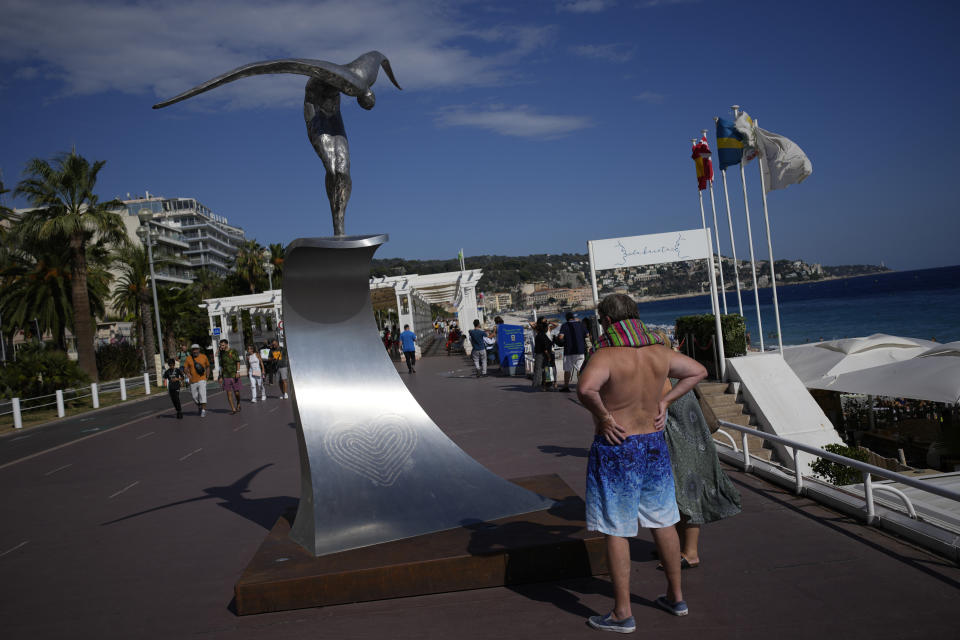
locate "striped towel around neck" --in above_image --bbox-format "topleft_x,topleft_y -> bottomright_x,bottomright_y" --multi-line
596,318 -> 665,350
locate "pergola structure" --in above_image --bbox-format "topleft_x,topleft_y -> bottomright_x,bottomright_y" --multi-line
200,290 -> 282,375
200,269 -> 484,373
369,269 -> 484,345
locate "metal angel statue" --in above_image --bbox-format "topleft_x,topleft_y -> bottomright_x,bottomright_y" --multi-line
154,52 -> 402,236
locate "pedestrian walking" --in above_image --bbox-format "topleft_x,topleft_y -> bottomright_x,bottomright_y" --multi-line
556,312 -> 588,392
247,344 -> 267,402
218,339 -> 242,415
162,357 -> 184,419
269,339 -> 290,399
260,343 -> 274,385
183,344 -> 210,417
399,324 -> 417,373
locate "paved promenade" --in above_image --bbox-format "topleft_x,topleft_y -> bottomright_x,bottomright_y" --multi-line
0,354 -> 958,639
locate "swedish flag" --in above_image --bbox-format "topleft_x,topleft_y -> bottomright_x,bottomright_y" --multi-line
716,117 -> 743,170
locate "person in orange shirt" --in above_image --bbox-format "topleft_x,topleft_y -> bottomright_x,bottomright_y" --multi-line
183,344 -> 211,417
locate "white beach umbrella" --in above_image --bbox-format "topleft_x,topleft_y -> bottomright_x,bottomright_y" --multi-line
782,334 -> 936,386
822,341 -> 960,404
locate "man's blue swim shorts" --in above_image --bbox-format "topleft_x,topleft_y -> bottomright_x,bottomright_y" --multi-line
586,431 -> 680,536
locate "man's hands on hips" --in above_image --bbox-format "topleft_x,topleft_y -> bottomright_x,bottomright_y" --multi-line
654,400 -> 667,431
598,414 -> 627,445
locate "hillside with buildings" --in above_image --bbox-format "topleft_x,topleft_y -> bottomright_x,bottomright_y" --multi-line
371,254 -> 890,315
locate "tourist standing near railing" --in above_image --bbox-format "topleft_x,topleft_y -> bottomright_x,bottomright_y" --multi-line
577,293 -> 707,633
184,344 -> 210,417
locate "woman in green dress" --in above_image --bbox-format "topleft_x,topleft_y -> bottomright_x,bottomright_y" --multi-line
659,377 -> 742,568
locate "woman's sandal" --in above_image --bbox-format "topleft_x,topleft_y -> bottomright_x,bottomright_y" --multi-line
656,556 -> 700,570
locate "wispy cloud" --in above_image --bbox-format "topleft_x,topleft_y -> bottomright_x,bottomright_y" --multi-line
638,0 -> 699,8
0,0 -> 555,109
634,91 -> 664,104
435,105 -> 593,139
13,66 -> 39,80
571,44 -> 635,63
557,0 -> 617,13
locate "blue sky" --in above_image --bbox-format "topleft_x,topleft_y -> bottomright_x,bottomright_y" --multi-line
1,0 -> 957,270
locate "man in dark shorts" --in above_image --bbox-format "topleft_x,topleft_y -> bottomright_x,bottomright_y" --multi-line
270,339 -> 290,399
399,324 -> 417,373
217,339 -> 242,414
162,357 -> 184,419
577,294 -> 707,633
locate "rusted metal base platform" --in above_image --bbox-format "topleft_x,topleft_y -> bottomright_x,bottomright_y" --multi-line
234,474 -> 606,615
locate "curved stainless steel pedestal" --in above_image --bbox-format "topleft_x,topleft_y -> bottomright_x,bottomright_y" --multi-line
284,235 -> 554,557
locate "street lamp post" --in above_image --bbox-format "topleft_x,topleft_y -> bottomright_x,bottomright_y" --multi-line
261,250 -> 280,334
264,262 -> 275,292
138,209 -> 165,379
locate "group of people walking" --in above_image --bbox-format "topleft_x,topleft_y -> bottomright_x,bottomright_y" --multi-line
162,339 -> 291,418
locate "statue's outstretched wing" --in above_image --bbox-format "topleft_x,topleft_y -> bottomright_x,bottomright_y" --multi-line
346,51 -> 402,92
153,58 -> 373,109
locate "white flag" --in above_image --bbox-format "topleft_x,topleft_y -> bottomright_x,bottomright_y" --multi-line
756,127 -> 812,192
733,112 -> 759,163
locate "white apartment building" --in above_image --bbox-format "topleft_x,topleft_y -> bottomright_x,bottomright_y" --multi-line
121,194 -> 245,279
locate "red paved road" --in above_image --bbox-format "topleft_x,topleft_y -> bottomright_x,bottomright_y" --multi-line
0,355 -> 957,639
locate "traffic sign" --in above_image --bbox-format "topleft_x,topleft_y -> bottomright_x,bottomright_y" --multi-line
212,327 -> 221,336
277,320 -> 283,330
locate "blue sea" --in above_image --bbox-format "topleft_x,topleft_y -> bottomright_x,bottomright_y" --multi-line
563,265 -> 960,347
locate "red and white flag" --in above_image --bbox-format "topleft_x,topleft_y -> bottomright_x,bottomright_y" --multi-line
691,134 -> 714,190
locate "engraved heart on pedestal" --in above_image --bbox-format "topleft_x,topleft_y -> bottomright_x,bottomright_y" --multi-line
322,414 -> 418,486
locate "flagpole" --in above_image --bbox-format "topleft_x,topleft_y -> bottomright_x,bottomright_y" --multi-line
708,182 -> 727,315
698,186 -> 725,379
720,168 -> 744,316
702,130 -> 728,316
754,118 -> 784,354
732,105 -> 764,351
697,184 -> 719,319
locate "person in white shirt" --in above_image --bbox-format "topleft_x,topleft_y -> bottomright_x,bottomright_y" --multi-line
246,344 -> 266,402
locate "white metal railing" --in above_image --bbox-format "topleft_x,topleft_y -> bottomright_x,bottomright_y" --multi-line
1,372 -> 161,428
714,419 -> 960,525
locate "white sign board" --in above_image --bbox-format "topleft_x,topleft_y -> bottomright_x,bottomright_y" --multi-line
590,228 -> 711,272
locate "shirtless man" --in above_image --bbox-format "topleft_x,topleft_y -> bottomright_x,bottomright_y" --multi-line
577,294 -> 707,633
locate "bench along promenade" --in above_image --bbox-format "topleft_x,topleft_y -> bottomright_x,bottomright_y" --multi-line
0,352 -> 957,639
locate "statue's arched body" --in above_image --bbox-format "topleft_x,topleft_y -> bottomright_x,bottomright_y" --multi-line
153,52 -> 402,236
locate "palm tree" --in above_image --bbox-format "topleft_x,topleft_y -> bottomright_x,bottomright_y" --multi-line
15,151 -> 126,380
190,268 -> 223,300
0,230 -> 109,351
111,244 -> 155,371
267,242 -> 285,288
234,239 -> 265,294
0,178 -> 12,228
156,284 -> 208,357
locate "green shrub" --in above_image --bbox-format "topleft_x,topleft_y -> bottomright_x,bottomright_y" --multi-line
810,443 -> 871,486
0,344 -> 89,405
674,314 -> 747,377
96,343 -> 142,380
